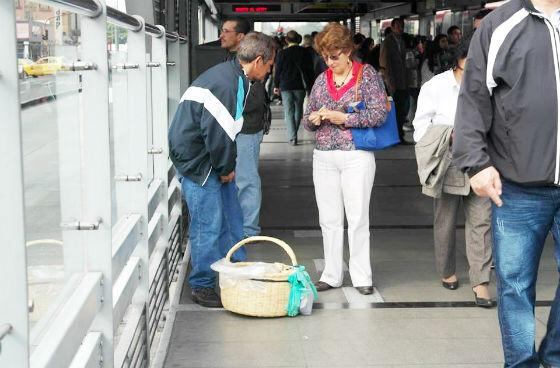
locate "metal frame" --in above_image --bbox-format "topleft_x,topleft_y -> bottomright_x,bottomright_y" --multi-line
69,332 -> 102,368
4,0 -> 190,366
30,273 -> 103,367
0,1 -> 30,367
110,13 -> 151,365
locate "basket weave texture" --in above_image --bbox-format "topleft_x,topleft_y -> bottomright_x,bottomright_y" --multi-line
219,236 -> 298,317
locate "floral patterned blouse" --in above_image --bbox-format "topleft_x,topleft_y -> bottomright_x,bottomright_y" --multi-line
303,61 -> 388,151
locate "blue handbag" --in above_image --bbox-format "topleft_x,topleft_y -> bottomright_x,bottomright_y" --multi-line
349,66 -> 400,151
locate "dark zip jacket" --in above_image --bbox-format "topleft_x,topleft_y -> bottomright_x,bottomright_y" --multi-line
453,0 -> 560,185
168,58 -> 250,185
274,45 -> 314,92
225,51 -> 268,134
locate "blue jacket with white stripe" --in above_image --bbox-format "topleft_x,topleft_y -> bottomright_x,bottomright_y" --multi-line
169,58 -> 249,185
453,0 -> 560,185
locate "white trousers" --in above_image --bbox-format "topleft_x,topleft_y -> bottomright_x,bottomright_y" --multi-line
313,149 -> 376,287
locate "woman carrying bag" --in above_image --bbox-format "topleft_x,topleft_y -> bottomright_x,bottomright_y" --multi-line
302,23 -> 388,295
413,36 -> 495,308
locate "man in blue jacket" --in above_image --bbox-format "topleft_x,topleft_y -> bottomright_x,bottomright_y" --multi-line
169,32 -> 276,307
453,0 -> 560,365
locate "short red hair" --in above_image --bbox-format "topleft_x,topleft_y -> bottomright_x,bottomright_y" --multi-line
314,23 -> 354,55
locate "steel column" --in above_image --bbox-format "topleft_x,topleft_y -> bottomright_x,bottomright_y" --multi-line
79,2 -> 115,366
167,38 -> 182,127
117,14 -> 151,356
151,25 -> 170,237
0,1 -> 30,366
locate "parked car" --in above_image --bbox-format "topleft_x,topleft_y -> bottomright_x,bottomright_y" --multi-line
23,57 -> 64,77
18,58 -> 33,78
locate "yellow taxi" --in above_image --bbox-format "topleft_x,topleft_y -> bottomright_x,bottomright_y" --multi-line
18,58 -> 33,78
23,57 -> 64,77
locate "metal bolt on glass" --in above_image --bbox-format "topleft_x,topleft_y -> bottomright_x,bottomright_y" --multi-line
148,147 -> 164,154
114,174 -> 143,182
111,63 -> 140,70
60,62 -> 98,72
60,217 -> 103,231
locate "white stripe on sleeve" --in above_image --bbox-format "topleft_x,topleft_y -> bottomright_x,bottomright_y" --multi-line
181,86 -> 243,141
486,8 -> 529,95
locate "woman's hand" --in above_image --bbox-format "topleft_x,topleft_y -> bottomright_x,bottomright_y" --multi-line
308,111 -> 322,126
319,110 -> 348,125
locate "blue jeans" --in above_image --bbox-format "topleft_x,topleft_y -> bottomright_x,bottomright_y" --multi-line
492,181 -> 560,367
181,172 -> 247,289
235,131 -> 263,237
281,90 -> 306,141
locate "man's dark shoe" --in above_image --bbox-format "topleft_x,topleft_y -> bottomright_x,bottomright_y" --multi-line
191,288 -> 223,308
314,281 -> 334,292
356,286 -> 374,295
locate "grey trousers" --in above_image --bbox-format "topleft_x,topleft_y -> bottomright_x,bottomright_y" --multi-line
433,191 -> 492,287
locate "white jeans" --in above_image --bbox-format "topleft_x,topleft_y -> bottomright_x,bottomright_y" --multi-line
313,149 -> 376,287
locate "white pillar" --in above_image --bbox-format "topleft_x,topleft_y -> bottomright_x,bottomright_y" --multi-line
79,3 -> 115,365
0,1 -> 30,367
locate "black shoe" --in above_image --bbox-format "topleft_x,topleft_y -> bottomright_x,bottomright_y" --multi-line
191,288 -> 223,308
289,138 -> 298,146
473,291 -> 496,308
355,286 -> 373,295
442,280 -> 459,290
314,281 -> 333,292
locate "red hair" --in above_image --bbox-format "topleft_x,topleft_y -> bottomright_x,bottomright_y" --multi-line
314,23 -> 354,55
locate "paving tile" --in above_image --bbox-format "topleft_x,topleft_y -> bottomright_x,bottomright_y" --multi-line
359,336 -> 503,365
164,340 -> 305,367
173,311 -> 301,343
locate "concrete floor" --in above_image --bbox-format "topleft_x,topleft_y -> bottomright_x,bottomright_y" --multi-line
164,106 -> 556,367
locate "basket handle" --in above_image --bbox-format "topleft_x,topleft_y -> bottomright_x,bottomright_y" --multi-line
225,236 -> 298,266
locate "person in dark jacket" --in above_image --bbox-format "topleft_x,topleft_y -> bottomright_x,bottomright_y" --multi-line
453,0 -> 560,364
274,30 -> 314,145
168,32 -> 276,308
220,18 -> 270,239
379,18 -> 411,144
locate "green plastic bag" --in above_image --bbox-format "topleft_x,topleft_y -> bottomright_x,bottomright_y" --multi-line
286,265 -> 318,317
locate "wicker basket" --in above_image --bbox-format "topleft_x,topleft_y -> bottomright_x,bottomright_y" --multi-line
219,236 -> 298,317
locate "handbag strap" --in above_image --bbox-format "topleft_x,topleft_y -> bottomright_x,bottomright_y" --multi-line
354,65 -> 364,102
354,65 -> 392,112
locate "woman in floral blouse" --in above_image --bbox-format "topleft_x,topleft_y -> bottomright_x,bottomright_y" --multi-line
303,23 -> 387,295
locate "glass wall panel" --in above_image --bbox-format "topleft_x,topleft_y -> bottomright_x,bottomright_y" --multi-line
108,24 -> 130,224
17,1 -> 82,332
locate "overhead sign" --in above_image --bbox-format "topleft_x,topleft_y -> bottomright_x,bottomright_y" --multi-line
297,3 -> 367,14
232,4 -> 282,13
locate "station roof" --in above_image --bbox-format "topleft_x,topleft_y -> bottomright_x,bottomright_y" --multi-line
213,0 -> 492,21
214,0 -> 411,21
